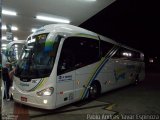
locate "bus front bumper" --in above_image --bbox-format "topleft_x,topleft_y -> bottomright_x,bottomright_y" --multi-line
12,91 -> 55,110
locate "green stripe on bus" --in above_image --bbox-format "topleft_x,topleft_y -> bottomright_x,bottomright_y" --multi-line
81,46 -> 118,99
29,78 -> 47,92
76,33 -> 98,40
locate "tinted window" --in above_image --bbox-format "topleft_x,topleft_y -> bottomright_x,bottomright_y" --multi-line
113,47 -> 141,61
100,40 -> 114,57
58,37 -> 100,75
15,34 -> 61,79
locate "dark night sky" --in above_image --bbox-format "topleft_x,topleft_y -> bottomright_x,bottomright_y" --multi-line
80,0 -> 160,57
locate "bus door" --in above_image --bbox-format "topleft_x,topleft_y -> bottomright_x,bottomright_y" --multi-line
56,38 -> 76,107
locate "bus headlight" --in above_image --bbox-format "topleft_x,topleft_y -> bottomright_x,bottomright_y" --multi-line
37,87 -> 54,96
11,86 -> 15,90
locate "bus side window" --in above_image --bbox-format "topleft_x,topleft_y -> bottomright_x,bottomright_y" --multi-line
113,47 -> 141,61
113,47 -> 130,59
112,47 -> 121,59
100,40 -> 114,57
73,37 -> 100,68
57,41 -> 75,75
57,37 -> 100,75
120,48 -> 133,60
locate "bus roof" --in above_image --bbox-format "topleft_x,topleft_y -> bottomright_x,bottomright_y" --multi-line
29,24 -> 97,39
28,24 -> 143,53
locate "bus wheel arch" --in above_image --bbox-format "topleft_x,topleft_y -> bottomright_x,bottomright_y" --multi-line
135,74 -> 140,85
88,80 -> 101,99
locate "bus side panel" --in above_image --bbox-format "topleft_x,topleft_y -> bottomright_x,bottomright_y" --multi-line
56,71 -> 75,108
96,59 -> 117,93
75,62 -> 100,101
126,60 -> 139,84
109,59 -> 131,89
138,62 -> 145,81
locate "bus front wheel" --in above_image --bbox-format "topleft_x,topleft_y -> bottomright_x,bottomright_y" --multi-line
89,82 -> 100,99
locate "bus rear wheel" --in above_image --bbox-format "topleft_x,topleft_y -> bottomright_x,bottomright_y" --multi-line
89,82 -> 100,99
134,75 -> 140,85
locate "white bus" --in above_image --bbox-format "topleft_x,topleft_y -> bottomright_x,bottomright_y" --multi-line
12,24 -> 145,109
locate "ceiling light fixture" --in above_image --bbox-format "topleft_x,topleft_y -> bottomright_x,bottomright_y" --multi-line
14,37 -> 18,40
11,26 -> 18,31
2,25 -> 7,30
31,28 -> 37,33
2,44 -> 7,47
36,15 -> 70,24
2,10 -> 17,16
2,36 -> 7,40
2,47 -> 7,50
2,25 -> 18,31
2,36 -> 18,41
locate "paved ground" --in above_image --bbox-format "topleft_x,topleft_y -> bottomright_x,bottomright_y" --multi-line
97,72 -> 160,114
1,71 -> 160,120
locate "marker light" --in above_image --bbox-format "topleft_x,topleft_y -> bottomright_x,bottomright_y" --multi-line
36,15 -> 70,23
43,100 -> 48,104
122,52 -> 132,57
2,10 -> 17,16
37,87 -> 54,96
149,58 -> 154,63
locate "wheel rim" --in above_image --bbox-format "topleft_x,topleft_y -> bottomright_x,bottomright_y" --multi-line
89,84 -> 98,98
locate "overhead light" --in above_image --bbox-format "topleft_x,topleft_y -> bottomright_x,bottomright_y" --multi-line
2,25 -> 18,31
2,44 -> 7,47
14,37 -> 18,40
11,26 -> 18,31
2,47 -> 7,50
2,36 -> 18,40
2,9 -> 17,16
15,48 -> 18,51
31,28 -> 37,33
36,15 -> 70,24
2,36 -> 7,40
2,25 -> 7,30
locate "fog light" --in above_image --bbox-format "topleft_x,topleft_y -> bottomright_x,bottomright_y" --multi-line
43,100 -> 48,104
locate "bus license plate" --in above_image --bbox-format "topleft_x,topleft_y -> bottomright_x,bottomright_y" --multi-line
21,97 -> 27,102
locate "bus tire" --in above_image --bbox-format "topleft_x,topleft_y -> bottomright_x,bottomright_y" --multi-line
89,81 -> 101,99
135,75 -> 140,85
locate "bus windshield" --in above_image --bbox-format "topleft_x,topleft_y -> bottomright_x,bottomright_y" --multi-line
15,33 -> 61,79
